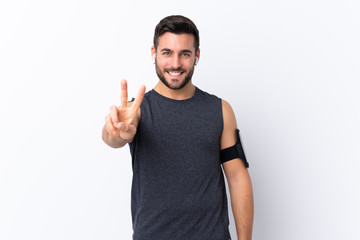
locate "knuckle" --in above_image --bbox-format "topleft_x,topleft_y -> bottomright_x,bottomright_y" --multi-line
106,117 -> 112,125
110,109 -> 118,118
111,105 -> 118,112
105,124 -> 113,132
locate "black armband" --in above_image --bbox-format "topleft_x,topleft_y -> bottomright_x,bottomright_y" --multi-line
220,129 -> 249,168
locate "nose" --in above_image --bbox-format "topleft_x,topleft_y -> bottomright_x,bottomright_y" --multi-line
170,55 -> 182,69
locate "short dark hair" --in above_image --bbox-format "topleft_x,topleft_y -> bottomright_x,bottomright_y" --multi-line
153,15 -> 200,52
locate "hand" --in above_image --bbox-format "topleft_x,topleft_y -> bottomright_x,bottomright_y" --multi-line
105,79 -> 146,142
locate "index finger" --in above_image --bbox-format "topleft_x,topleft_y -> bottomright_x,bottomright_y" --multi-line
120,79 -> 128,108
131,85 -> 146,110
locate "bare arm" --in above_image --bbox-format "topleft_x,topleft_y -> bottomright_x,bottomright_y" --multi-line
221,99 -> 254,240
102,79 -> 145,148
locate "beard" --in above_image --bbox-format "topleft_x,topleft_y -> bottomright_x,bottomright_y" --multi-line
155,60 -> 195,90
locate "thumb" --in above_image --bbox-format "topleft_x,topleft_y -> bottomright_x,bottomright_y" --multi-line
118,122 -> 137,139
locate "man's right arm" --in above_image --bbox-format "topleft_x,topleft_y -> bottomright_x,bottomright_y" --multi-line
102,124 -> 133,148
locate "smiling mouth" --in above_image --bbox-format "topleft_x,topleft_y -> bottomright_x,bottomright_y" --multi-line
166,71 -> 184,77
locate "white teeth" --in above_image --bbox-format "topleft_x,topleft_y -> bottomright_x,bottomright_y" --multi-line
168,72 -> 182,76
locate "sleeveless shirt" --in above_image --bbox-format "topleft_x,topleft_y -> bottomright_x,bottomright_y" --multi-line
129,87 -> 231,240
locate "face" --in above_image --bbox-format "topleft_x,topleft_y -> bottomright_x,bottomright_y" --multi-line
153,32 -> 199,90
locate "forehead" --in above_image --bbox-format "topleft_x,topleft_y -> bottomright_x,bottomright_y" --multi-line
157,32 -> 195,52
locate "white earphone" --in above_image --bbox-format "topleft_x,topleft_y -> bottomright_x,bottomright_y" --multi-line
152,54 -> 156,64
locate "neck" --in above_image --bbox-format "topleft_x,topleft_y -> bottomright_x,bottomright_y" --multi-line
154,81 -> 196,100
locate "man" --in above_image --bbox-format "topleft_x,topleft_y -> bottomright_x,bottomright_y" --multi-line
102,15 -> 254,240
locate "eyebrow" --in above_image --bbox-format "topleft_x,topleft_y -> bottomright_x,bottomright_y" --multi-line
160,48 -> 193,54
181,50 -> 192,54
160,48 -> 171,52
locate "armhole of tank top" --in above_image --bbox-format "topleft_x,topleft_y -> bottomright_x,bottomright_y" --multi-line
220,98 -> 225,133
131,102 -> 143,145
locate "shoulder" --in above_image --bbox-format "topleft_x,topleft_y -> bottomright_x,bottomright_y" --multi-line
195,87 -> 235,127
128,89 -> 153,106
221,99 -> 238,149
127,90 -> 154,120
142,89 -> 154,102
222,99 -> 236,119
195,87 -> 222,109
196,87 -> 221,100
195,87 -> 238,148
195,87 -> 233,117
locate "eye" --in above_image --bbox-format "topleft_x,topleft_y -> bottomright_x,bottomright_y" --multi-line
162,51 -> 170,56
182,53 -> 191,57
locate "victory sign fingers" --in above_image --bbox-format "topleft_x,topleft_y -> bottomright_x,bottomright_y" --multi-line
105,80 -> 146,139
131,85 -> 146,110
120,79 -> 128,108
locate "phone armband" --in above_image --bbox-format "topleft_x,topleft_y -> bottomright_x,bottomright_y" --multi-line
220,129 -> 249,168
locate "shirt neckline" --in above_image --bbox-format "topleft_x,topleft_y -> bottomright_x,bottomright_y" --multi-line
150,86 -> 199,103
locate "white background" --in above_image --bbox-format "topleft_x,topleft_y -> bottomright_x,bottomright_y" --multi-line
1,0 -> 359,239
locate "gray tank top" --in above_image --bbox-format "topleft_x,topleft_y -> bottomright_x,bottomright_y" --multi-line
129,87 -> 231,240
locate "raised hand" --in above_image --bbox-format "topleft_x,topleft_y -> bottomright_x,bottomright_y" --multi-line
105,79 -> 146,143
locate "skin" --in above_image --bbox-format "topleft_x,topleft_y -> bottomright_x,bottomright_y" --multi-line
221,100 -> 254,240
102,32 -> 254,240
151,32 -> 200,100
102,79 -> 145,148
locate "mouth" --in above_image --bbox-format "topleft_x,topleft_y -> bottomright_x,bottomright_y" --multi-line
166,70 -> 184,78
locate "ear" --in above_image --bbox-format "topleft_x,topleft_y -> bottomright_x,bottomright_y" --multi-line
195,48 -> 200,64
151,46 -> 156,59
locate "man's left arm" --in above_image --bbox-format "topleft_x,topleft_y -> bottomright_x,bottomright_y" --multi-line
221,99 -> 254,240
